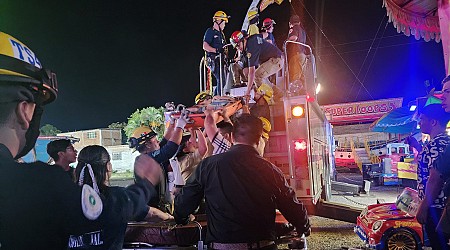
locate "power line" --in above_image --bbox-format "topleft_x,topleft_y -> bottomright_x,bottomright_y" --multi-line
295,0 -> 375,101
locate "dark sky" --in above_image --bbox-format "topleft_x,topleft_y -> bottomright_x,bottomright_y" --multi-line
1,0 -> 445,132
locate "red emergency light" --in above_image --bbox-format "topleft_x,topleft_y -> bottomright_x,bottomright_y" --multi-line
293,139 -> 307,151
292,139 -> 308,167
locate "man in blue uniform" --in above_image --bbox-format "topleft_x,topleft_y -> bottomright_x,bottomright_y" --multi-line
174,114 -> 310,249
203,11 -> 230,96
230,30 -> 284,103
0,31 -> 161,249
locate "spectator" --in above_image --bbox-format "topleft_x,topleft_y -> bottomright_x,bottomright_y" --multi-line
414,103 -> 450,249
0,31 -> 160,249
433,75 -> 450,241
47,139 -> 78,181
69,145 -> 171,249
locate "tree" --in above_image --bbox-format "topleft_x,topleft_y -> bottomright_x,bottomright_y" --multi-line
108,122 -> 128,144
124,106 -> 166,140
40,124 -> 61,136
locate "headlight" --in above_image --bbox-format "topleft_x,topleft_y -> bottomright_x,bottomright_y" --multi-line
372,220 -> 383,231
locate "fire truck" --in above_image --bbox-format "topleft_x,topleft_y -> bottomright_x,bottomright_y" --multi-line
199,40 -> 362,223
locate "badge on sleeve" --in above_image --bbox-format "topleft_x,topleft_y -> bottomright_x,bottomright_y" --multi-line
81,184 -> 103,220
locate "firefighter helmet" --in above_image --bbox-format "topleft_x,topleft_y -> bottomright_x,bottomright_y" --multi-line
128,126 -> 157,149
195,91 -> 213,105
259,117 -> 271,139
262,18 -> 276,28
230,30 -> 247,48
0,31 -> 58,105
213,11 -> 230,23
257,83 -> 274,104
247,9 -> 259,21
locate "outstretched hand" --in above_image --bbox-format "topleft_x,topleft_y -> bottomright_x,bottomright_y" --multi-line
176,112 -> 191,130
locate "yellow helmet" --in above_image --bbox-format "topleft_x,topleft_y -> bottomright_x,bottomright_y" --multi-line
257,83 -> 274,104
0,32 -> 58,105
259,117 -> 272,139
195,91 -> 213,105
213,11 -> 230,23
247,9 -> 259,21
128,126 -> 157,149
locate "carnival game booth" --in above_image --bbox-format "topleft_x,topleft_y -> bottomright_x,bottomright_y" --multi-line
123,212 -> 305,249
369,106 -> 419,186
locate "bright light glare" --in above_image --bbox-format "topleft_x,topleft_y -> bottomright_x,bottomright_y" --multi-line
315,83 -> 321,94
294,140 -> 307,151
409,105 -> 417,111
292,106 -> 304,117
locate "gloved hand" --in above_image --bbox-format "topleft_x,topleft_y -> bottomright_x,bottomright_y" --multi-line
216,46 -> 224,54
176,112 -> 190,130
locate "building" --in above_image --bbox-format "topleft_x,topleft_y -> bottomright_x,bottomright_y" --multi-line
58,128 -> 122,151
59,128 -> 135,172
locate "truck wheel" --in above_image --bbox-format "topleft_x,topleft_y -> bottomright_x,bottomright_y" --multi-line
384,229 -> 418,250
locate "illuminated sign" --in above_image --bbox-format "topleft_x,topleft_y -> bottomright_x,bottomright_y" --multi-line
321,98 -> 403,123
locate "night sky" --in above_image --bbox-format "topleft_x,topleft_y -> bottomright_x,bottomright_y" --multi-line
1,0 -> 445,132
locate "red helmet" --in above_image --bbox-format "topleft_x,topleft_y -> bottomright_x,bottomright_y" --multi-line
230,30 -> 247,47
262,18 -> 276,28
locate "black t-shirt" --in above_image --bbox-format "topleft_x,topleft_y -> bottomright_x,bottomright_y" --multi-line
68,186 -> 151,250
287,24 -> 307,54
174,144 -> 310,243
246,34 -> 283,67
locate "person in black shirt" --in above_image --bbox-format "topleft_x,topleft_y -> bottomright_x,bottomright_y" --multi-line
174,114 -> 310,249
69,145 -> 171,250
47,139 -> 78,181
0,31 -> 161,249
286,15 -> 307,91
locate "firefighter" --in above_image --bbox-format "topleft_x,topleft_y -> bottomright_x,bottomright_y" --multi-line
247,8 -> 260,36
230,30 -> 284,103
128,113 -> 189,212
0,31 -> 160,249
203,11 -> 230,96
261,18 -> 276,45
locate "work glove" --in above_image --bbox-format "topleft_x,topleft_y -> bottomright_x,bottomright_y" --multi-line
176,112 -> 190,130
216,47 -> 224,54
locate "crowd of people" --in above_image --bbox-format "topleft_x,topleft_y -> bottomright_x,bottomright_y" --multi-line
4,7 -> 450,250
0,14 -> 311,248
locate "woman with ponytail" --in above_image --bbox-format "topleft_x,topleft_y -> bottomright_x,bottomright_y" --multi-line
69,145 -> 172,250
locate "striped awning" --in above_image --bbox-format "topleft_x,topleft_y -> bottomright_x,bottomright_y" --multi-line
383,0 -> 440,42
